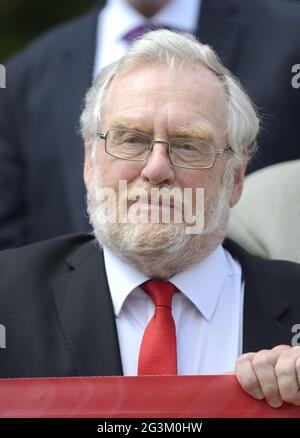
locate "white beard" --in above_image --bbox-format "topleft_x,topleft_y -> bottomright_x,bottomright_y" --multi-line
87,168 -> 233,279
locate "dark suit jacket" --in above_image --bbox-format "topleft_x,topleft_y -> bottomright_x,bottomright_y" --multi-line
0,233 -> 300,379
0,0 -> 299,248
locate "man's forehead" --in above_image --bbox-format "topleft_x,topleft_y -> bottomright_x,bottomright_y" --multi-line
102,62 -> 227,138
110,61 -> 224,91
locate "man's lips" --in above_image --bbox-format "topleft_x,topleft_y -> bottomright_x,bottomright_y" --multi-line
130,199 -> 175,209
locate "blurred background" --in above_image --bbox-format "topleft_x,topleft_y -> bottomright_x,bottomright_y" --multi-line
1,0 -> 299,61
0,0 -> 98,60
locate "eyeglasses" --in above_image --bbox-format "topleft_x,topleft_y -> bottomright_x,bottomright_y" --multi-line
96,128 -> 233,170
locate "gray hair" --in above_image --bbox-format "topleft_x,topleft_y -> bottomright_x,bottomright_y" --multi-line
80,29 -> 259,165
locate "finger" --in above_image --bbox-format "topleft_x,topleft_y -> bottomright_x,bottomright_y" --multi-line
252,349 -> 283,408
275,346 -> 300,405
235,353 -> 264,400
271,344 -> 293,353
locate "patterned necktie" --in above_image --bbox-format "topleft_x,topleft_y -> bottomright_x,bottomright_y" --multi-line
138,279 -> 178,375
123,23 -> 180,44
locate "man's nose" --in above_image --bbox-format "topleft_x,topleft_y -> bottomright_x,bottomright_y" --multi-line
141,142 -> 176,186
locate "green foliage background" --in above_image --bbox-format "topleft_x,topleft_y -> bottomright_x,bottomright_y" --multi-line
0,0 -> 98,61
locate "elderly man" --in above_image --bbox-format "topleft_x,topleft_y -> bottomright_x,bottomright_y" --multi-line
0,31 -> 300,409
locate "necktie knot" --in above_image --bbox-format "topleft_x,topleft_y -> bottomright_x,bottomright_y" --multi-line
123,23 -> 180,44
141,279 -> 177,309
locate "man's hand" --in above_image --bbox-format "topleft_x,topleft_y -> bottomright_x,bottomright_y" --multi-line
235,345 -> 300,408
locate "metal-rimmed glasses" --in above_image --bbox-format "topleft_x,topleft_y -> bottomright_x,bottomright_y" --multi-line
96,128 -> 233,170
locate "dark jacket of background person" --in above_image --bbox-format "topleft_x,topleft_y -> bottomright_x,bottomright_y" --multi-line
0,0 -> 299,249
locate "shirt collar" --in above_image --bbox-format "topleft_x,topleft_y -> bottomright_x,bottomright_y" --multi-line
103,243 -> 240,321
170,245 -> 241,320
102,0 -> 201,44
103,245 -> 149,317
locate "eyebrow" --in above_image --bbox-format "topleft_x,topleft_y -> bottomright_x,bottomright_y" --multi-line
172,126 -> 214,141
109,118 -> 152,134
108,118 -> 214,141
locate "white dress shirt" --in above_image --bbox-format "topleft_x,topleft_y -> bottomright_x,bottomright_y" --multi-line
103,244 -> 244,376
94,0 -> 202,74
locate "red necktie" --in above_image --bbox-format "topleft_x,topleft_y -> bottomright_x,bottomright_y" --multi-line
138,279 -> 178,375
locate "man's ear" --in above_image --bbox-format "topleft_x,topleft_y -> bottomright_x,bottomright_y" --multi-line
83,144 -> 93,191
229,162 -> 247,208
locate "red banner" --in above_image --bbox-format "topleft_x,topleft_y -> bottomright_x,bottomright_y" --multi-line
0,375 -> 299,418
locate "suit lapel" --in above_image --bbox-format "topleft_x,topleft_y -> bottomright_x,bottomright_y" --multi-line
52,238 -> 123,376
224,239 -> 292,353
197,0 -> 245,71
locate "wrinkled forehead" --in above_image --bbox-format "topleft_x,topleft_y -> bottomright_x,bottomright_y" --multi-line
102,62 -> 228,136
107,60 -> 226,98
